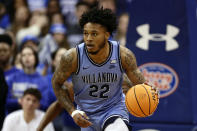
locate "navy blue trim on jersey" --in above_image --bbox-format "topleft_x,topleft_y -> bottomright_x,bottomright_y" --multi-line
75,46 -> 80,75
117,43 -> 124,72
84,41 -> 113,67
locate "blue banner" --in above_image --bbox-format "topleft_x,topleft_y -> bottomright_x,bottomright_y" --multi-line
126,0 -> 196,124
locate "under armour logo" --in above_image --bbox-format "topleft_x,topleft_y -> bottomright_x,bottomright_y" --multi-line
136,24 -> 180,51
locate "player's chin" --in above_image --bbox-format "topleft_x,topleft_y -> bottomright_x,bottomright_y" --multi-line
87,49 -> 99,55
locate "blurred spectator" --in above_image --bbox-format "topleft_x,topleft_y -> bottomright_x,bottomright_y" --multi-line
0,34 -> 21,81
26,0 -> 48,13
13,35 -> 40,70
14,35 -> 47,75
16,11 -> 49,46
5,0 -> 27,30
10,6 -> 30,36
114,13 -> 129,46
20,35 -> 39,51
59,0 -> 78,27
67,1 -> 90,47
2,88 -> 54,131
0,27 -> 5,34
50,12 -> 65,25
98,0 -> 116,13
47,0 -> 61,21
98,0 -> 129,18
0,3 -> 11,29
39,24 -> 69,67
14,52 -> 22,69
82,0 -> 98,8
6,46 -> 49,114
0,68 -> 8,130
13,0 -> 27,9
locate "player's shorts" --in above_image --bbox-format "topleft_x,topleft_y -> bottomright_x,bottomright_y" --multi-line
81,100 -> 130,131
102,116 -> 132,131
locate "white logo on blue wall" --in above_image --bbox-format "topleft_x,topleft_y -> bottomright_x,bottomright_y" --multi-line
136,24 -> 180,51
139,63 -> 179,98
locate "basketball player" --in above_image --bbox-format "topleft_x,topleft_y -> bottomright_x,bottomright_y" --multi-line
37,74 -> 132,131
51,7 -> 158,131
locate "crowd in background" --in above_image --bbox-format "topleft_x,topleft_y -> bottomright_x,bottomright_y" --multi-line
0,0 -> 130,130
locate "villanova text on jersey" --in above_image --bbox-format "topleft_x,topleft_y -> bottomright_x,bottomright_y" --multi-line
81,72 -> 118,84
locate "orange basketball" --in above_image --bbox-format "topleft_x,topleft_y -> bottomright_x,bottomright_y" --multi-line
125,84 -> 159,117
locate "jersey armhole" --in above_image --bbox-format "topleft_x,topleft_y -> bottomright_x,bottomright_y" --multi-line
75,46 -> 80,75
117,43 -> 124,73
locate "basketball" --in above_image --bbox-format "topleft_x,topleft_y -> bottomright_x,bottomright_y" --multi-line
125,84 -> 159,117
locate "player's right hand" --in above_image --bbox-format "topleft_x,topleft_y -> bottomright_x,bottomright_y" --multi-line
71,110 -> 92,128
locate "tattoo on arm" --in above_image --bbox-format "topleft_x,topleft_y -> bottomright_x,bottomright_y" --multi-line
123,48 -> 145,85
124,50 -> 136,71
52,49 -> 76,114
56,87 -> 74,113
132,69 -> 145,84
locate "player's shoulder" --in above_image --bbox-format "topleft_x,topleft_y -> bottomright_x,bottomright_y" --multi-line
119,45 -> 137,70
119,45 -> 135,57
61,47 -> 77,62
59,47 -> 78,73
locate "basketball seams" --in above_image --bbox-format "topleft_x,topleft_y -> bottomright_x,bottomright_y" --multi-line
151,94 -> 158,114
141,84 -> 151,115
125,92 -> 143,117
134,86 -> 147,117
125,84 -> 158,118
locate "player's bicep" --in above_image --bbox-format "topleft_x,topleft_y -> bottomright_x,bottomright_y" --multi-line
120,46 -> 145,85
53,48 -> 77,85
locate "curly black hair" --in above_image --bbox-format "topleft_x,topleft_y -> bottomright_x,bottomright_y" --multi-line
79,7 -> 117,35
0,34 -> 13,46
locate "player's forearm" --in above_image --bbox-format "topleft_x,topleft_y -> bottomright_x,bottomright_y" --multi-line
37,101 -> 63,130
52,82 -> 75,115
133,70 -> 146,85
126,70 -> 145,86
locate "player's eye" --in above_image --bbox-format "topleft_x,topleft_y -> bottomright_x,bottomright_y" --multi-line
83,32 -> 88,36
92,33 -> 97,37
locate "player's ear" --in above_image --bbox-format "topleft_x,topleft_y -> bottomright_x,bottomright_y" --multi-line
105,32 -> 110,40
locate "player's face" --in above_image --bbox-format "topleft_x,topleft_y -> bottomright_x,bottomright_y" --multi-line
0,43 -> 11,64
21,47 -> 36,69
83,22 -> 110,55
21,94 -> 40,113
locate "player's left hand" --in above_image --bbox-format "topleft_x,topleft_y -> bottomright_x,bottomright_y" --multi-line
144,83 -> 160,102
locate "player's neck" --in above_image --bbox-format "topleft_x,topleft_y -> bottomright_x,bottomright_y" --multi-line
89,41 -> 110,64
